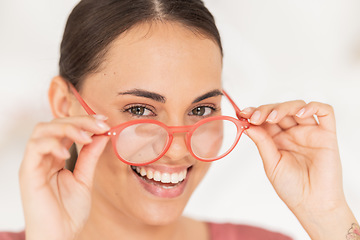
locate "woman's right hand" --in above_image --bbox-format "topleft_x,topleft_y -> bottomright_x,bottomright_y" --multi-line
19,115 -> 110,240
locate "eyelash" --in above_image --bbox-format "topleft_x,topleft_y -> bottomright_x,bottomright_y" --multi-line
122,104 -> 220,118
188,104 -> 220,118
122,104 -> 156,118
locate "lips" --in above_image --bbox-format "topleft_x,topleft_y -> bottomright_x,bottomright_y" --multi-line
130,165 -> 192,198
131,166 -> 188,184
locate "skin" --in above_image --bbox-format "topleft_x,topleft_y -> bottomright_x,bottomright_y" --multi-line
19,21 -> 357,240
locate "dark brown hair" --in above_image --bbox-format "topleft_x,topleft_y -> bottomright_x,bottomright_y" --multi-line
59,0 -> 223,89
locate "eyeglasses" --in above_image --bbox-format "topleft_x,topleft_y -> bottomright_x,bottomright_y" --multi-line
69,84 -> 250,166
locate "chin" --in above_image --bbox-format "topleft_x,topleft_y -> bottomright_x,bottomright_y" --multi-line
121,166 -> 200,227
95,150 -> 211,227
139,201 -> 186,226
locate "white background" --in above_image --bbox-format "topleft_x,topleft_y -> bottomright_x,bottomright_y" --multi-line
1,1 -> 360,239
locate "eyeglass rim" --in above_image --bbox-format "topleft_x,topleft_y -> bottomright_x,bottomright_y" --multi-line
67,83 -> 251,166
107,116 -> 249,166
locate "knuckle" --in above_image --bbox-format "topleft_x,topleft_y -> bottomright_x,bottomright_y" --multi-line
32,122 -> 47,133
283,100 -> 305,108
294,99 -> 306,105
307,101 -> 318,109
257,104 -> 274,112
307,101 -> 334,113
62,123 -> 76,135
325,104 -> 335,114
26,138 -> 39,148
51,117 -> 62,124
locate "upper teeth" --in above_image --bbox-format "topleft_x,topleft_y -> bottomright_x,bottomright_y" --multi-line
131,166 -> 187,184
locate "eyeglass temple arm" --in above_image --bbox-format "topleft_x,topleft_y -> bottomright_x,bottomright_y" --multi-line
222,90 -> 247,121
68,83 -> 97,115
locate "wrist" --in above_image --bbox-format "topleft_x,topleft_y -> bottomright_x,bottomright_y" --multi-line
293,202 -> 358,240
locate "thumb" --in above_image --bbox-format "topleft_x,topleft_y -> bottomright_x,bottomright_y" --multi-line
73,135 -> 109,189
245,126 -> 281,177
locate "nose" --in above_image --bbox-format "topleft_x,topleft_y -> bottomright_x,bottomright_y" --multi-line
163,132 -> 191,162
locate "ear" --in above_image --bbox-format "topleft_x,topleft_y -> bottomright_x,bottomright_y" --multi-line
48,76 -> 72,118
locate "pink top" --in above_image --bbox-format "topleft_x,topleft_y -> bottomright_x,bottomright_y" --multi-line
0,223 -> 292,239
208,222 -> 292,240
0,231 -> 24,240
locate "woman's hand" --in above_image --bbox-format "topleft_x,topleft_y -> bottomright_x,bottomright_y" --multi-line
19,115 -> 110,240
239,101 -> 358,240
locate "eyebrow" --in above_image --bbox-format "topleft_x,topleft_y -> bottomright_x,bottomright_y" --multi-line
118,89 -> 166,103
118,89 -> 223,104
192,89 -> 223,104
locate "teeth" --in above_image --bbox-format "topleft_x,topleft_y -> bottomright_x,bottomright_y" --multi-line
154,171 -> 161,181
140,168 -> 147,177
131,166 -> 188,184
146,169 -> 153,180
161,173 -> 171,183
171,173 -> 179,184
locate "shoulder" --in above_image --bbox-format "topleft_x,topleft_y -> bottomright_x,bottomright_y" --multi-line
0,231 -> 25,240
207,222 -> 293,240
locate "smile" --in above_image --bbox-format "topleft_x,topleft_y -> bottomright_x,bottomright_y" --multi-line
131,166 -> 188,184
130,165 -> 192,198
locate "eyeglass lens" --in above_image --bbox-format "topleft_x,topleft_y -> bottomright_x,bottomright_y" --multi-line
191,119 -> 237,160
115,119 -> 239,164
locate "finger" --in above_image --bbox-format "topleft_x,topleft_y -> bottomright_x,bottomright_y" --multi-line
73,135 -> 109,189
263,122 -> 283,137
294,115 -> 318,125
22,138 -> 70,173
239,107 -> 256,119
245,126 -> 281,178
264,100 -> 317,127
295,102 -> 336,132
28,138 -> 70,160
54,114 -> 110,133
242,104 -> 277,125
32,122 -> 93,145
33,115 -> 110,139
276,116 -> 298,130
264,100 -> 305,122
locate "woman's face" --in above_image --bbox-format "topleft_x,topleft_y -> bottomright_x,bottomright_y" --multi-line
73,22 -> 223,226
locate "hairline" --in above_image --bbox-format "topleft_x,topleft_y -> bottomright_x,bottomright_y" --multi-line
77,19 -> 223,91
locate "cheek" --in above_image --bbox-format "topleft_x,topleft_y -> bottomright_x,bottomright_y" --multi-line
93,141 -> 131,202
190,162 -> 211,190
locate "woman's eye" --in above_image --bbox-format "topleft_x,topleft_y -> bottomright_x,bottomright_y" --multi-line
190,106 -> 214,117
127,106 -> 154,116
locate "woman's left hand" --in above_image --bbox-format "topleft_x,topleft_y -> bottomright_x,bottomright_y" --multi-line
239,101 -> 358,240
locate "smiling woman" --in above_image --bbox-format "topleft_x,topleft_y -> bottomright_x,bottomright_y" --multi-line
1,0 -> 359,240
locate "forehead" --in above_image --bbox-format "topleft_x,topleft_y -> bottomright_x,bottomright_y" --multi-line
87,21 -> 223,96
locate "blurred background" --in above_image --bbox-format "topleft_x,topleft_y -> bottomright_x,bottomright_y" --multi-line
0,0 -> 359,239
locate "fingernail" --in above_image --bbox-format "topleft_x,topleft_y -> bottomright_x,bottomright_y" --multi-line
93,114 -> 108,121
241,108 -> 252,114
250,111 -> 261,123
96,120 -> 110,130
80,130 -> 92,142
296,108 -> 305,117
266,110 -> 277,122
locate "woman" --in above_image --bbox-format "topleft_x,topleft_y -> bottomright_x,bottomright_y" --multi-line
1,0 -> 359,239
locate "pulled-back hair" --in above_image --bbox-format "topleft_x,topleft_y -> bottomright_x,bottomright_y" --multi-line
59,0 -> 223,89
